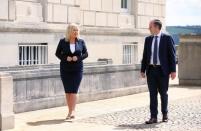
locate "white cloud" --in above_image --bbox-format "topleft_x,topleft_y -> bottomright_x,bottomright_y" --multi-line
166,0 -> 201,25
166,15 -> 201,26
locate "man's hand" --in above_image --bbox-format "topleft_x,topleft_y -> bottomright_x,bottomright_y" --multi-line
67,56 -> 73,62
141,72 -> 146,78
72,56 -> 78,62
170,72 -> 176,80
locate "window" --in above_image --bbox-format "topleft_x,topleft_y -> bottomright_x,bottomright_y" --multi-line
18,43 -> 48,65
122,43 -> 138,64
121,0 -> 128,9
121,0 -> 130,13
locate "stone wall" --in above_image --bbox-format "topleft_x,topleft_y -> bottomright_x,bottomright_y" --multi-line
8,0 -> 135,28
1,64 -> 146,113
0,0 -> 166,29
45,0 -> 80,23
178,34 -> 201,86
0,31 -> 145,66
0,0 -> 166,67
137,0 -> 166,32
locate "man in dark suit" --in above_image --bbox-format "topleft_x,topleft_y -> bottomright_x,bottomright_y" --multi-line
141,19 -> 176,124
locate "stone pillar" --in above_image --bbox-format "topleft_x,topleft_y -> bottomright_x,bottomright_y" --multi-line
0,0 -> 9,20
178,34 -> 201,86
0,73 -> 14,130
9,0 -> 16,21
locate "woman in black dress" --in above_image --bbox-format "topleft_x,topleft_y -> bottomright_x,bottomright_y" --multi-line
55,23 -> 88,119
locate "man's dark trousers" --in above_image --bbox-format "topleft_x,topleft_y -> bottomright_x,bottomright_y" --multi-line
147,66 -> 169,118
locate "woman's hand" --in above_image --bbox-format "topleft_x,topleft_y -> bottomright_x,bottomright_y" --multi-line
141,72 -> 146,78
72,56 -> 78,62
67,56 -> 73,62
170,72 -> 176,80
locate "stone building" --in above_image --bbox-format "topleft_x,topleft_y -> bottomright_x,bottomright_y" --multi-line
0,1 -> 166,129
0,0 -> 166,66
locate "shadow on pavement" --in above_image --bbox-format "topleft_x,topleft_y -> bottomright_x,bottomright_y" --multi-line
27,119 -> 73,126
114,122 -> 162,130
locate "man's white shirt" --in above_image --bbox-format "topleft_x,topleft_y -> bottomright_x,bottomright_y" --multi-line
150,32 -> 162,65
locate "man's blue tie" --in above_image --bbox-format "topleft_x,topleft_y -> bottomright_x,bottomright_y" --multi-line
153,36 -> 158,65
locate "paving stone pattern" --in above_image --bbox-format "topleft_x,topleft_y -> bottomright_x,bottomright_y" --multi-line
77,96 -> 201,131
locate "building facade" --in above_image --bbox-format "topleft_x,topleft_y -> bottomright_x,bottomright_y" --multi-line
0,0 -> 166,67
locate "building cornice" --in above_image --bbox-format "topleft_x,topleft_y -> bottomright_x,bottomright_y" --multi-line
0,21 -> 149,36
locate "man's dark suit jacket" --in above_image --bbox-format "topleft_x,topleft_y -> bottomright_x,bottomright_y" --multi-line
141,33 -> 176,75
55,38 -> 88,72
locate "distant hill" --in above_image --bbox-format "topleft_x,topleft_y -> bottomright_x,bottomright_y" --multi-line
166,26 -> 201,44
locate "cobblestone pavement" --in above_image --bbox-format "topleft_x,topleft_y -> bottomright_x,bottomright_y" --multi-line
76,95 -> 201,131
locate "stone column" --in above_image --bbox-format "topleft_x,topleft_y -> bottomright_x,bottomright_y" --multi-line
0,73 -> 14,130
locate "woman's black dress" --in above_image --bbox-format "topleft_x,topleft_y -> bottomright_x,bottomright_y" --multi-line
55,38 -> 88,93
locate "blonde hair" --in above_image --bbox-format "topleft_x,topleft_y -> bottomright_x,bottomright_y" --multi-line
65,23 -> 80,41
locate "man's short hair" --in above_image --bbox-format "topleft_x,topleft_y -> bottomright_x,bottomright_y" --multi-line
153,19 -> 162,30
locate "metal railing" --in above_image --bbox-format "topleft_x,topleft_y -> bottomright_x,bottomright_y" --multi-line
122,43 -> 138,65
18,43 -> 48,65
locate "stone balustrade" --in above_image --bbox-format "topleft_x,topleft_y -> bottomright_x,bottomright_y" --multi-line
178,34 -> 201,85
0,64 -> 146,113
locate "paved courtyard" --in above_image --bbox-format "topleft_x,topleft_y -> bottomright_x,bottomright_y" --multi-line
77,94 -> 201,131
7,84 -> 201,131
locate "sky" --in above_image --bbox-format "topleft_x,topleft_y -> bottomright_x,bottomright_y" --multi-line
166,0 -> 201,26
